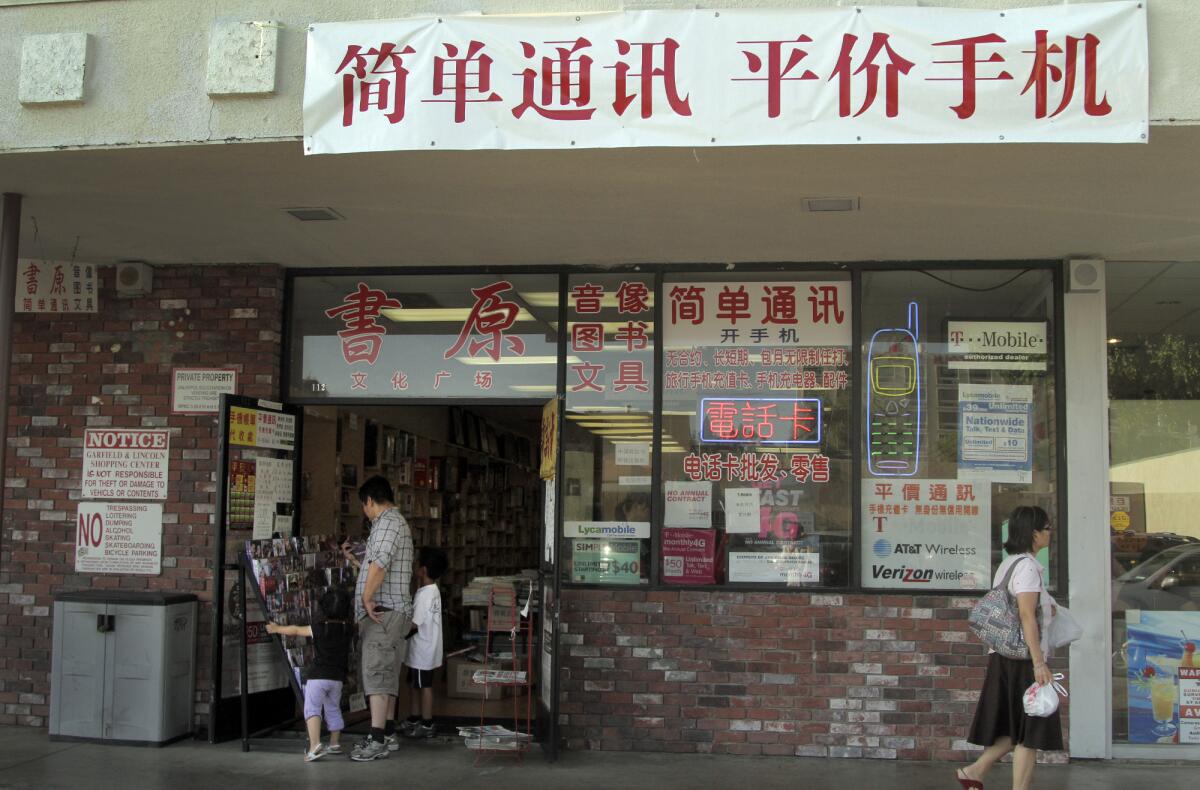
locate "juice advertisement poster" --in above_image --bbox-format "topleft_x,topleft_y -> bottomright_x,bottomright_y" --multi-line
1126,610 -> 1200,743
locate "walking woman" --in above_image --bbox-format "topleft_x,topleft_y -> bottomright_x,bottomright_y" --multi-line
956,505 -> 1061,790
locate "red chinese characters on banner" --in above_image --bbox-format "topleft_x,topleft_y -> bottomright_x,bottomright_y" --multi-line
444,280 -> 527,362
326,21 -> 1123,133
831,33 -> 915,118
733,36 -> 818,119
513,38 -> 596,121
324,282 -> 403,366
1021,30 -> 1112,119
609,38 -> 692,119
337,43 -> 418,127
422,41 -> 503,123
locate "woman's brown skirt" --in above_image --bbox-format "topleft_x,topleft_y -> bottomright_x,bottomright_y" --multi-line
967,652 -> 1063,751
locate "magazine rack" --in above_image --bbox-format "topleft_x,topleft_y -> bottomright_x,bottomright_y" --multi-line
465,584 -> 534,761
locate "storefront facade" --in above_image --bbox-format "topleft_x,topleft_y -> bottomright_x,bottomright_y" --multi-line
0,0 -> 1196,763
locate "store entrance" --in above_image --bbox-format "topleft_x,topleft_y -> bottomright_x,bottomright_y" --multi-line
299,403 -> 545,731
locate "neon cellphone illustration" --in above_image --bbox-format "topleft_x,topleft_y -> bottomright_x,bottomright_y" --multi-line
867,302 -> 921,476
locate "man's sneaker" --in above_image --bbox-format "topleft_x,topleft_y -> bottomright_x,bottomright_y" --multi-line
384,733 -> 400,752
398,719 -> 419,737
305,743 -> 328,762
404,722 -> 437,740
327,744 -> 343,755
350,737 -> 389,762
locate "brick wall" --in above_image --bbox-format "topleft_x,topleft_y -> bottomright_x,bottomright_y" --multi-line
559,589 -> 1069,760
0,264 -> 284,729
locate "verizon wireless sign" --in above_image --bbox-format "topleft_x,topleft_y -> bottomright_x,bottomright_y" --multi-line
81,429 -> 170,500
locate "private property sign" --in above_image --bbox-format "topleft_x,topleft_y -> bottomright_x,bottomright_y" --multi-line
304,3 -> 1148,153
81,429 -> 170,500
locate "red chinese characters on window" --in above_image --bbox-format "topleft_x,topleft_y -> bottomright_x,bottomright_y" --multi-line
927,33 -> 1013,120
615,321 -> 649,352
571,362 -> 604,392
571,323 -> 605,353
423,41 -> 502,123
49,265 -> 66,296
761,285 -> 798,325
716,286 -> 751,324
613,360 -> 649,392
669,285 -> 705,325
570,283 -> 605,314
830,33 -> 915,118
608,38 -> 692,119
1021,30 -> 1111,119
513,38 -> 596,121
336,43 -> 417,127
732,36 -> 818,119
444,280 -> 527,362
616,281 -> 651,314
324,282 -> 403,366
705,400 -> 739,440
807,285 -> 845,325
779,401 -> 817,440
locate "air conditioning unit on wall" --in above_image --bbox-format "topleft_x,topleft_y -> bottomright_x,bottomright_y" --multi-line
115,261 -> 153,297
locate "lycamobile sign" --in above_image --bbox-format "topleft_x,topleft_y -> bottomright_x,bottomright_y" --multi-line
563,521 -> 651,539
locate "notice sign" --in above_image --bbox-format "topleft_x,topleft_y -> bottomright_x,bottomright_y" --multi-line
662,528 -> 718,585
75,502 -> 163,575
664,481 -> 712,528
958,384 -> 1034,484
171,368 -> 237,414
81,429 -> 170,500
729,551 -> 818,584
861,478 -> 991,590
947,321 -> 1047,371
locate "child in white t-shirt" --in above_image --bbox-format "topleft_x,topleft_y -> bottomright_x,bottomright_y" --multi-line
401,547 -> 448,739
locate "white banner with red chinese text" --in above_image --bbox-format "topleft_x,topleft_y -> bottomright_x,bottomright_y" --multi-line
304,3 -> 1148,154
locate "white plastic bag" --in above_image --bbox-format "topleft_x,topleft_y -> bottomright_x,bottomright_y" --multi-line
1023,674 -> 1068,717
1046,605 -> 1083,649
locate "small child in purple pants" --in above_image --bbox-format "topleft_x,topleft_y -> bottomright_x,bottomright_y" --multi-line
267,588 -> 353,762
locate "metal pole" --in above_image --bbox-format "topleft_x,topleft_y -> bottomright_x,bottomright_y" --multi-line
0,193 -> 22,552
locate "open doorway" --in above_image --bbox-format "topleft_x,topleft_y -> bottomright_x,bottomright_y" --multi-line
299,403 -> 543,726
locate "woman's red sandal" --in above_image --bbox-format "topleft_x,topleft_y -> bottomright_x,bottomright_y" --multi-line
955,769 -> 983,789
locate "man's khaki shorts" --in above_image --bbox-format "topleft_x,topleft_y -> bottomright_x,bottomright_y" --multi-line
359,609 -> 411,697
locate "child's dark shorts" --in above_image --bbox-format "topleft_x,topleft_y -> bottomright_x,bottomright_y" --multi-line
408,667 -> 435,689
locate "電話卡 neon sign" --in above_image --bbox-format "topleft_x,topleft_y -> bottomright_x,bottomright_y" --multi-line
700,397 -> 823,445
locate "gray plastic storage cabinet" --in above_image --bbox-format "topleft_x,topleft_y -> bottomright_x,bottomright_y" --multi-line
50,590 -> 197,745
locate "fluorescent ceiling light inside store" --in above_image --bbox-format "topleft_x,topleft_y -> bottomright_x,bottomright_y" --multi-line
457,356 -> 580,366
381,307 -> 538,322
524,292 -> 651,310
510,385 -> 558,392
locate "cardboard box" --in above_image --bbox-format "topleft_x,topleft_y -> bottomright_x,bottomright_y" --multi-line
446,656 -> 510,700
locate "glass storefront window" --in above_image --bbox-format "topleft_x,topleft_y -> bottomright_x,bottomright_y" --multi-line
288,274 -> 560,399
561,274 -> 654,585
659,274 -> 853,587
859,269 -> 1059,592
1108,262 -> 1200,745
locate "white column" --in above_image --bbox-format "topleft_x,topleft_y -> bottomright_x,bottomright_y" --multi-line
1064,259 -> 1112,759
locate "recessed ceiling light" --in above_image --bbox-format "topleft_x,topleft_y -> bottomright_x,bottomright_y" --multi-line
1107,337 -> 1122,344
803,197 -> 860,212
284,207 -> 344,221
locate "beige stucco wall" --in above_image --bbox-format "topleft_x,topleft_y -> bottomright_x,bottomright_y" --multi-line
0,0 -> 1196,153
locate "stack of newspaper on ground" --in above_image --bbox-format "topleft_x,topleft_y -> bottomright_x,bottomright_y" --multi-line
462,572 -> 540,610
458,724 -> 534,751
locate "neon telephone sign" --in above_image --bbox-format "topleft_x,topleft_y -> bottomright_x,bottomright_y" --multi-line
867,302 -> 922,476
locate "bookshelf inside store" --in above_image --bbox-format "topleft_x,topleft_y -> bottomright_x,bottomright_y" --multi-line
304,405 -> 542,630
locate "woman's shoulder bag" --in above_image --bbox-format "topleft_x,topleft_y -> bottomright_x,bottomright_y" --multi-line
968,557 -> 1036,659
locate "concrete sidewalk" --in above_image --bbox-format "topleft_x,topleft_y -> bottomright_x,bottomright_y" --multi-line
0,726 -> 1190,790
